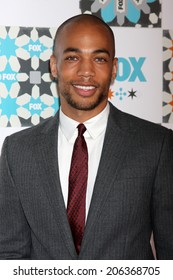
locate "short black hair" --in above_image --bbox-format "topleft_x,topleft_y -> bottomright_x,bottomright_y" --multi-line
53,14 -> 115,57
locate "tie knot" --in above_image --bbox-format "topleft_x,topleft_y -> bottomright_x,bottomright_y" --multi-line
77,123 -> 86,136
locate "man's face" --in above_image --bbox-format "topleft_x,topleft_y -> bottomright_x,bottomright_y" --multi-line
50,21 -> 118,119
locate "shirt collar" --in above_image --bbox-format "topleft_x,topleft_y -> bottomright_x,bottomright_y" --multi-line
59,103 -> 110,141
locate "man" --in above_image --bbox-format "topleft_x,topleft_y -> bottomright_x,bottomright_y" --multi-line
0,14 -> 173,260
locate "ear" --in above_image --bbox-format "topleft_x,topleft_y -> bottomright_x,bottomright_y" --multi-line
50,55 -> 58,79
111,57 -> 118,83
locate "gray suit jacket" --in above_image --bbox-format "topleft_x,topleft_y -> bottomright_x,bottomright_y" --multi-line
0,103 -> 173,259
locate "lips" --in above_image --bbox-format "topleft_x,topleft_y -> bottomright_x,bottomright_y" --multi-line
73,84 -> 97,97
74,85 -> 96,91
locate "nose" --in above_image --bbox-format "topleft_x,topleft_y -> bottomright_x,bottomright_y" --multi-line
77,58 -> 95,78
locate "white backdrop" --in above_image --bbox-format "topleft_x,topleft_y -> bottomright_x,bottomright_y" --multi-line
0,0 -> 173,152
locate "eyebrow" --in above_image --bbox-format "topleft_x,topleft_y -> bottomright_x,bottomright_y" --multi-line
63,47 -> 111,57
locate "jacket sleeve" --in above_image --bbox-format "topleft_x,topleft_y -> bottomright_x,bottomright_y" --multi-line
0,137 -> 31,259
152,129 -> 173,259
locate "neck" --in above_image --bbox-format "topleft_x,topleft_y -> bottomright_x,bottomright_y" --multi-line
60,102 -> 108,123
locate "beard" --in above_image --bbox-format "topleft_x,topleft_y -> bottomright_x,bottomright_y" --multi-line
57,81 -> 110,111
61,91 -> 107,111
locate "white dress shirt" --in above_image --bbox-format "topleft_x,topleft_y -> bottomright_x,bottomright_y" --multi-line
58,103 -> 110,219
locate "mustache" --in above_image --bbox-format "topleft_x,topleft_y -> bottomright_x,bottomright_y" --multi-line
70,80 -> 100,87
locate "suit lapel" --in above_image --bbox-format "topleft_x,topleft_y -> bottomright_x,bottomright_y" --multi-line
33,114 -> 77,259
80,104 -> 137,256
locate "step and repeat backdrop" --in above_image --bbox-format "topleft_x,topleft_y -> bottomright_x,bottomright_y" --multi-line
0,0 -> 173,151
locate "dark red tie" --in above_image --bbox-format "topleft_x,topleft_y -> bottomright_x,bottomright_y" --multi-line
67,124 -> 88,254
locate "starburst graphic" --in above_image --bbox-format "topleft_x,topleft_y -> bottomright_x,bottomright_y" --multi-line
168,95 -> 173,109
80,0 -> 161,27
0,94 -> 20,127
128,88 -> 137,99
0,35 -> 18,59
108,88 -> 114,99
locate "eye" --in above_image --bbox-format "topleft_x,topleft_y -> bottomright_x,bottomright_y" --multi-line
65,56 -> 78,62
95,57 -> 108,63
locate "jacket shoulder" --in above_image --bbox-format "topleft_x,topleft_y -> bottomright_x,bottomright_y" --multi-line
109,103 -> 171,137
